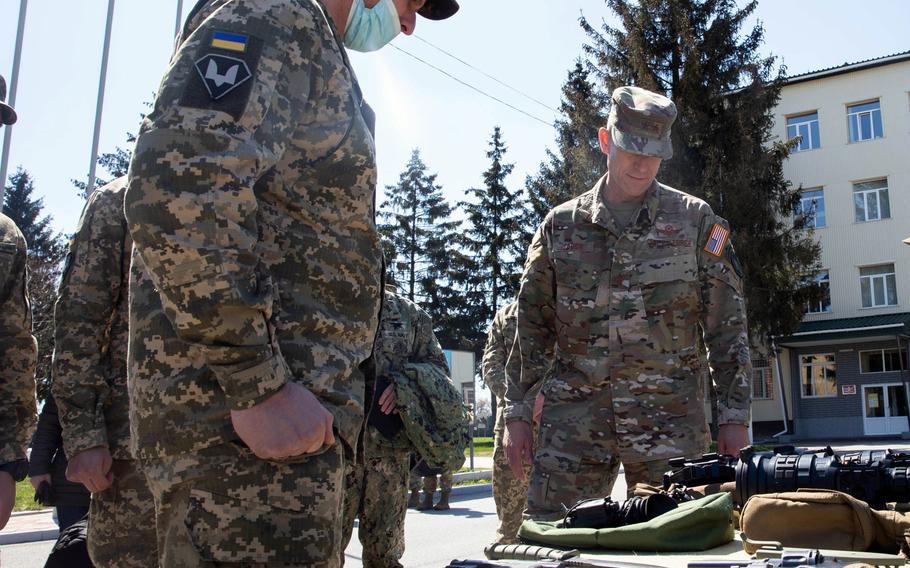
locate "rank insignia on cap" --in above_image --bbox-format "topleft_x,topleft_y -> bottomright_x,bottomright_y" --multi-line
194,54 -> 251,100
703,223 -> 729,257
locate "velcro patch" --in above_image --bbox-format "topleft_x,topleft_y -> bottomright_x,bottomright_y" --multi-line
180,29 -> 263,120
703,224 -> 729,257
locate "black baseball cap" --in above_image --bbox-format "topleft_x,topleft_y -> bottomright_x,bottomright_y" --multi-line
419,0 -> 458,20
0,76 -> 16,126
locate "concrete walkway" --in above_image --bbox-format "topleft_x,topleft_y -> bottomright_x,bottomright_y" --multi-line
0,509 -> 58,545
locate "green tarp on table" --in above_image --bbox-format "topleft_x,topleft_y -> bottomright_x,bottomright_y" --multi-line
518,492 -> 735,552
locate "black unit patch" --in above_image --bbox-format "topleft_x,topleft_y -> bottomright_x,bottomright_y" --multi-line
180,30 -> 264,121
195,54 -> 251,100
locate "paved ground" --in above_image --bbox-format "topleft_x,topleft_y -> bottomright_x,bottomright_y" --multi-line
3,440 -> 909,567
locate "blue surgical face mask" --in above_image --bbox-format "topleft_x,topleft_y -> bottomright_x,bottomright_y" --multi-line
344,0 -> 402,53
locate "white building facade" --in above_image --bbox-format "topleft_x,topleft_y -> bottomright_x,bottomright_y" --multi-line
752,52 -> 910,439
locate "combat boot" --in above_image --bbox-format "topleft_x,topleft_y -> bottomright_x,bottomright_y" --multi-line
416,492 -> 434,511
407,489 -> 420,508
433,491 -> 451,511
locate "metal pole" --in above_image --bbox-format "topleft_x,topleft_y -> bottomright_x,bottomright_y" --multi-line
0,0 -> 29,206
85,0 -> 116,197
772,341 -> 791,438
174,0 -> 184,39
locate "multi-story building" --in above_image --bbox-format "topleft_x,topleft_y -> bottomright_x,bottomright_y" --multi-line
751,51 -> 910,439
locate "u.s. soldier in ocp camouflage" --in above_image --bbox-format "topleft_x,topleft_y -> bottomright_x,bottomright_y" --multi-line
482,300 -> 540,542
0,75 -> 37,531
124,1 -> 457,566
51,177 -> 157,566
504,86 -> 752,521
341,287 -> 450,567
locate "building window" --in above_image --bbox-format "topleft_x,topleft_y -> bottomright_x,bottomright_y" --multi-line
800,354 -> 837,397
804,270 -> 832,314
787,112 -> 820,151
847,100 -> 883,143
860,264 -> 898,308
752,358 -> 773,399
797,188 -> 826,228
860,349 -> 909,373
853,179 -> 890,222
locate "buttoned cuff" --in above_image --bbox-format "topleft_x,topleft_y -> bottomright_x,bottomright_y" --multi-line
217,355 -> 290,411
717,404 -> 751,426
504,401 -> 533,424
62,427 -> 110,461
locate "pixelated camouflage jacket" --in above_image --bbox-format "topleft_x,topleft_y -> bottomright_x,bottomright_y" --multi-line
52,177 -> 133,460
124,0 -> 382,459
0,212 -> 37,464
369,290 -> 451,453
482,300 -> 541,436
505,176 -> 752,463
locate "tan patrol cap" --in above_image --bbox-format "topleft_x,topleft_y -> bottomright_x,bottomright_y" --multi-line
607,86 -> 676,159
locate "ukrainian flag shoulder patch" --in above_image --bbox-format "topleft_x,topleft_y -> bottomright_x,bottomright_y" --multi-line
703,223 -> 729,257
211,31 -> 248,52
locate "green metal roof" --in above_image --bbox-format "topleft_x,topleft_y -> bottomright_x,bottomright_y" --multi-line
780,312 -> 910,344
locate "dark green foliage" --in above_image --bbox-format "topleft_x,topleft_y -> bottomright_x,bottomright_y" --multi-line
579,0 -> 821,341
526,62 -> 609,225
378,149 -> 475,349
71,145 -> 132,199
459,127 -> 531,343
3,169 -> 67,400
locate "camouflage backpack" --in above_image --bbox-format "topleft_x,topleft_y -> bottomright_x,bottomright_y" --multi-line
393,364 -> 469,472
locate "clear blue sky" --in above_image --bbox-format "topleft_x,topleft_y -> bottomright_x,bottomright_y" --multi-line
1,0 -> 908,240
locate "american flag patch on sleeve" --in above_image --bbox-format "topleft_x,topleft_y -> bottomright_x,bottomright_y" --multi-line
703,223 -> 729,257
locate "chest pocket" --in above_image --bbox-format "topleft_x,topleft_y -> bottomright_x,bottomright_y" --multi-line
638,255 -> 699,354
551,243 -> 598,355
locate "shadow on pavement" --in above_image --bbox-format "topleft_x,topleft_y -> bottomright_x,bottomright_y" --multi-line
415,507 -> 494,519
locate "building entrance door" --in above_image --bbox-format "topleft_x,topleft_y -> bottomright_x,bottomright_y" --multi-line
862,384 -> 909,436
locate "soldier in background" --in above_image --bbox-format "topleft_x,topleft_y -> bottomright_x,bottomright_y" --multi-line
416,468 -> 453,511
341,286 -> 450,566
482,300 -> 539,542
124,1 -> 458,565
504,86 -> 752,521
0,74 -> 37,531
52,177 -> 157,566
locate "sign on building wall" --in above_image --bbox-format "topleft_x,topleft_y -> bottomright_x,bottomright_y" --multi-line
842,384 -> 857,395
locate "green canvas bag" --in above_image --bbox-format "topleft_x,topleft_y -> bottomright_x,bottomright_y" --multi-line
518,492 -> 735,552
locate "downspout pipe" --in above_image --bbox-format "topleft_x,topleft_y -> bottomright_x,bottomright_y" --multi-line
772,340 -> 790,438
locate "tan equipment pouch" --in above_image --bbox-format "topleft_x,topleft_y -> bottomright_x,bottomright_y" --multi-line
740,489 -> 910,554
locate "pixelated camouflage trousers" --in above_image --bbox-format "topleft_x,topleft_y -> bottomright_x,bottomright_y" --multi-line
87,459 -> 157,567
492,427 -> 534,544
526,388 -> 702,521
141,441 -> 344,567
340,428 -> 409,567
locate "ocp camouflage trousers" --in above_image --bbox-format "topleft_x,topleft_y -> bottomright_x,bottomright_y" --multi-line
87,459 -> 157,567
141,441 -> 344,568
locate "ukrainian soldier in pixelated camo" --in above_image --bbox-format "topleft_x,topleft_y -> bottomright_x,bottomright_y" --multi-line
124,1 -> 382,565
341,289 -> 450,567
505,86 -> 751,521
482,300 -> 537,543
50,177 -> 157,566
0,212 -> 37,466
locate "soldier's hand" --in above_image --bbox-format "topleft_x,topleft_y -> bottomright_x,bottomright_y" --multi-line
0,471 -> 14,530
231,382 -> 335,460
66,446 -> 114,494
379,384 -> 398,415
717,424 -> 750,458
29,473 -> 51,492
504,420 -> 534,481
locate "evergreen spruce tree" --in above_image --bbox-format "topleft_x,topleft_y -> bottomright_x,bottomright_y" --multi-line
378,149 -> 471,347
580,0 -> 821,341
460,127 -> 531,346
526,62 -> 609,225
3,169 -> 67,400
71,145 -> 132,199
